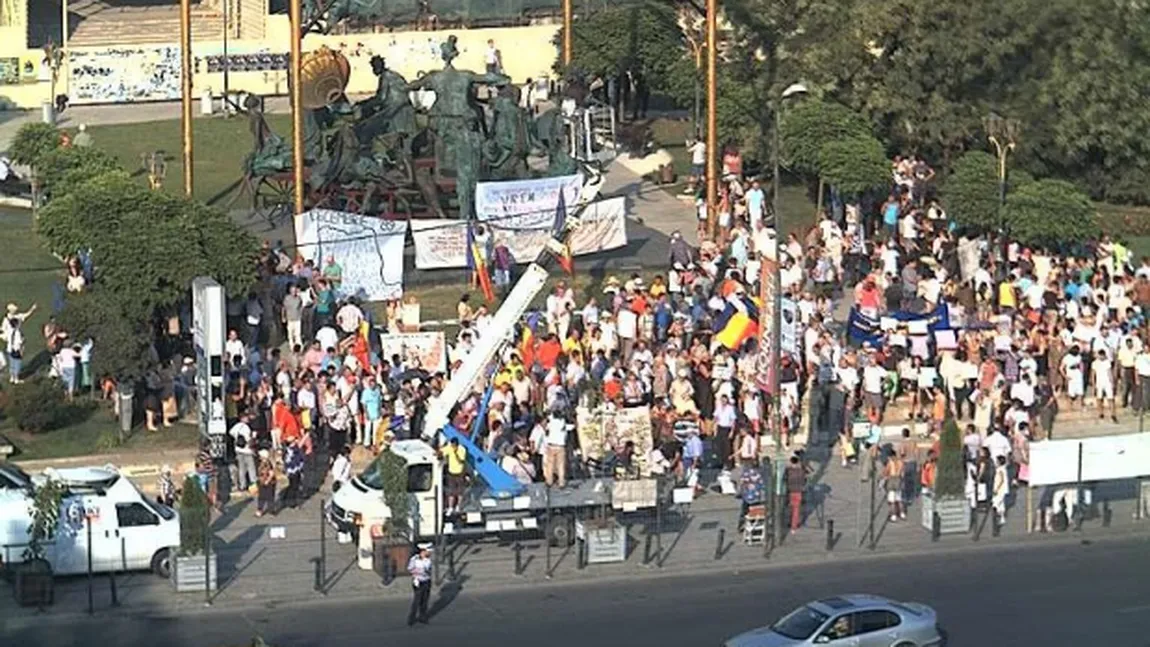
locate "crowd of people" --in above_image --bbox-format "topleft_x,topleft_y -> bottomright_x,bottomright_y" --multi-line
7,135 -> 1137,538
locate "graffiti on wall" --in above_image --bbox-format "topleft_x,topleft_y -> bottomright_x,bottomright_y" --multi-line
69,46 -> 181,104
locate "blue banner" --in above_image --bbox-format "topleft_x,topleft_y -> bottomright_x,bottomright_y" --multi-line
847,303 -> 951,347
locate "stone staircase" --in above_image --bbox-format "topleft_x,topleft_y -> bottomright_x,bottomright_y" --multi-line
67,5 -> 224,47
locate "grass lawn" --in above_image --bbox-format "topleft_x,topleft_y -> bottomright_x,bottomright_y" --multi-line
0,207 -> 64,363
1,414 -> 200,462
82,114 -> 292,206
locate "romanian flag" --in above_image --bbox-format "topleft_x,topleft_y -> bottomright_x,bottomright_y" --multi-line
713,293 -> 760,350
551,189 -> 574,275
467,221 -> 495,303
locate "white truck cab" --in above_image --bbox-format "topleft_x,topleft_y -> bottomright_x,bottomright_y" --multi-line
0,464 -> 180,578
329,439 -> 442,539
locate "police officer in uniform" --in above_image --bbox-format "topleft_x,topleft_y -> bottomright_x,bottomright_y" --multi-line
406,543 -> 433,626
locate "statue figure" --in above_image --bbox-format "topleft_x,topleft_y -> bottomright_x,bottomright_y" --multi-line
534,107 -> 579,177
243,95 -> 291,176
485,84 -> 534,180
302,0 -> 387,33
357,55 -> 417,139
407,36 -> 509,219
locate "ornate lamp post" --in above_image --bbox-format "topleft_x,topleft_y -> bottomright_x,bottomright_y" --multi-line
770,81 -> 807,547
983,112 -> 1020,225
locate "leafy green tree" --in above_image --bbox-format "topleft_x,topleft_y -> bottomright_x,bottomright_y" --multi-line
38,171 -> 258,381
35,146 -> 122,198
8,123 -> 61,168
940,151 -> 1001,231
1003,179 -> 1098,248
56,289 -> 156,382
779,99 -> 873,176
556,1 -> 686,95
817,134 -> 890,197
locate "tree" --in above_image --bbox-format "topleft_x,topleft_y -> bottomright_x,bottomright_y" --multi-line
37,170 -> 258,382
9,123 -> 62,169
1003,179 -> 1098,248
817,134 -> 890,197
556,1 -> 687,96
779,99 -> 873,176
57,289 -> 156,382
940,151 -> 1001,231
35,146 -> 122,198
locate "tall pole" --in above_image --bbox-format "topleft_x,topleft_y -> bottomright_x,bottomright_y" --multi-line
289,0 -> 305,215
562,0 -> 573,67
704,0 -> 718,241
180,0 -> 194,196
223,0 -> 231,111
61,0 -> 69,96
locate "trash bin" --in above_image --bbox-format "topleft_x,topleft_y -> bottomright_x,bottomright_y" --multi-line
41,101 -> 55,125
117,383 -> 134,433
200,88 -> 214,116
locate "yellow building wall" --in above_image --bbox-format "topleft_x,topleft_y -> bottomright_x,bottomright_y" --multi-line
0,16 -> 560,109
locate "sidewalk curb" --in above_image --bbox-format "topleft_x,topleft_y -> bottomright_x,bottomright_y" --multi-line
6,521 -> 1146,626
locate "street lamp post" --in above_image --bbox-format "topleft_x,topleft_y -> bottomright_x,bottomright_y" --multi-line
984,113 -> 1019,228
770,82 -> 806,547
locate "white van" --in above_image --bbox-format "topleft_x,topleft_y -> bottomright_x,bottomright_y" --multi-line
0,464 -> 180,578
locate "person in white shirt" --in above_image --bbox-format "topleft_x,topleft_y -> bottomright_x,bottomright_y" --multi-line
315,325 -> 340,354
230,412 -> 258,492
862,360 -> 886,421
542,412 -> 568,488
1092,349 -> 1117,422
225,329 -> 247,367
330,445 -> 353,492
1061,346 -> 1085,405
986,428 -> 1012,464
336,301 -> 365,335
484,38 -> 501,74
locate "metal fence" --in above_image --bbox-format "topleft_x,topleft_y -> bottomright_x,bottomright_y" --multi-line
3,460 -> 1148,616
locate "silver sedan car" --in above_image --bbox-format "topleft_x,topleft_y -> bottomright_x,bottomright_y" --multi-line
724,594 -> 944,647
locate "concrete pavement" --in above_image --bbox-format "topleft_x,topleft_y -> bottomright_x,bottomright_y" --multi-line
4,444 -> 1146,621
5,533 -> 1150,646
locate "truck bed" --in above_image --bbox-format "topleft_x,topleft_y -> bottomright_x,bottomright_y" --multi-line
458,477 -> 658,515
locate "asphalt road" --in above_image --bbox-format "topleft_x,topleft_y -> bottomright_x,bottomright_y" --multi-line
8,535 -> 1150,647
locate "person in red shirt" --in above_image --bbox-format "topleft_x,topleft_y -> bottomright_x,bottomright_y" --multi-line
536,333 -> 561,371
272,394 -> 302,448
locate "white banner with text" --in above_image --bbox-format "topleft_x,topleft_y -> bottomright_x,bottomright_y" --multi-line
411,196 -> 628,269
294,209 -> 408,302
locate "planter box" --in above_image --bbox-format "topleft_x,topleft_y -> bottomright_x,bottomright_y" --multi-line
576,519 -> 627,564
920,491 -> 971,535
372,538 -> 412,581
172,554 -> 217,593
13,560 -> 54,607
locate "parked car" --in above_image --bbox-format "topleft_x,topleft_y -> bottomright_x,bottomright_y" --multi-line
724,594 -> 943,647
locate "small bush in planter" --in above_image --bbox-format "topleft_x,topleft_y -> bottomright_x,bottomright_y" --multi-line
378,449 -> 410,539
178,475 -> 210,556
15,477 -> 66,606
934,417 -> 965,498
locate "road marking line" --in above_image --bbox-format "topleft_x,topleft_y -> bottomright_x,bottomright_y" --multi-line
1117,604 -> 1150,615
